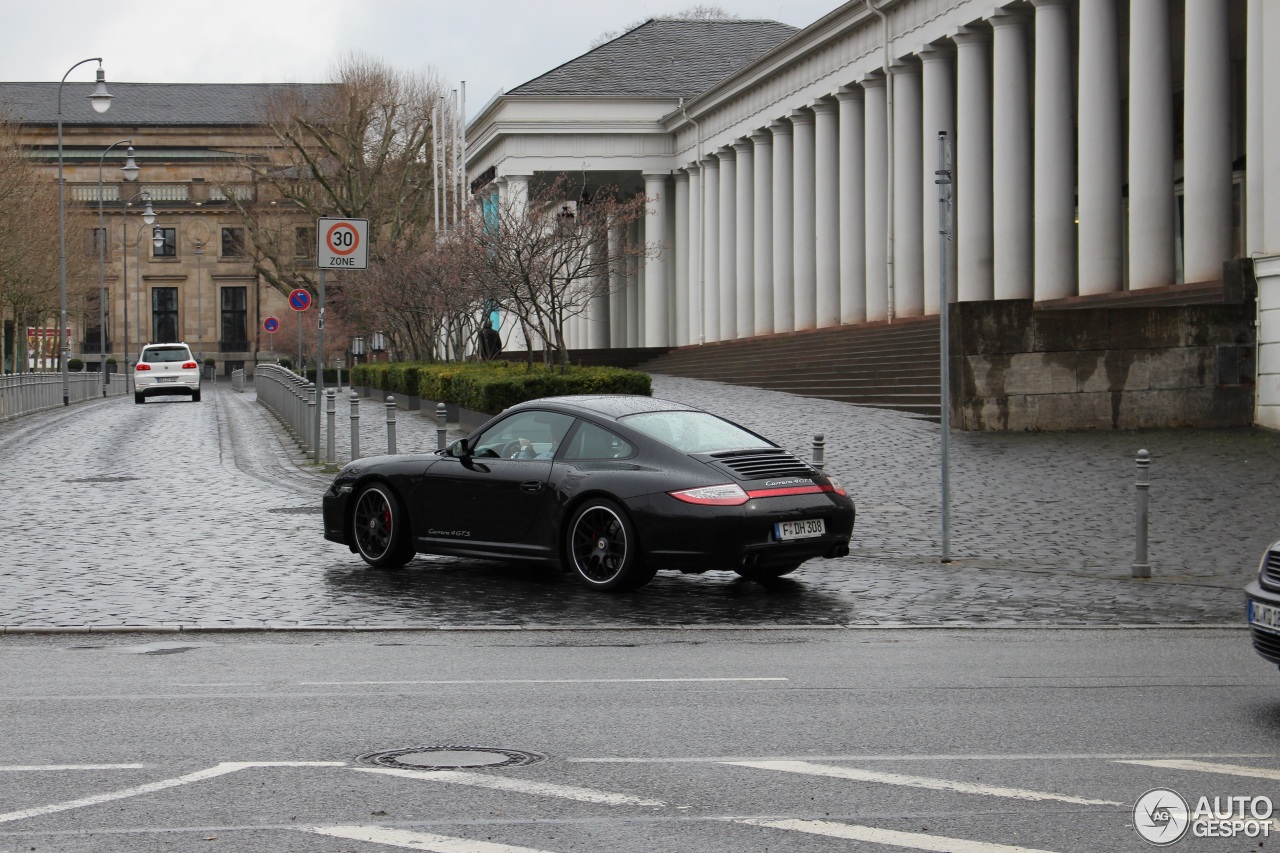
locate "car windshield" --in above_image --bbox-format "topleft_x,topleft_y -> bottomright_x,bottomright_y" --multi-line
143,347 -> 191,364
620,411 -> 774,454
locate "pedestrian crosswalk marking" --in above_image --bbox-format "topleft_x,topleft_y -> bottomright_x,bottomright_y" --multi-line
737,818 -> 1063,853
1117,758 -> 1280,781
725,760 -> 1124,806
354,767 -> 667,807
305,825 -> 558,852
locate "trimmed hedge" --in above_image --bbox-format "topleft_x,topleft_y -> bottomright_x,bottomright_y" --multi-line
354,361 -> 651,414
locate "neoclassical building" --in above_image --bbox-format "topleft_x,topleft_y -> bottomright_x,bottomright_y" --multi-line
469,0 -> 1280,430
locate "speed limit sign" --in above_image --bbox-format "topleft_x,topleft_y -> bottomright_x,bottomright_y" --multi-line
317,217 -> 368,270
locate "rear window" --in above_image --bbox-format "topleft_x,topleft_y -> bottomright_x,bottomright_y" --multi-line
143,346 -> 192,364
620,411 -> 773,454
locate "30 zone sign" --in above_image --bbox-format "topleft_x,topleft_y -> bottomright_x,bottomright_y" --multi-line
317,217 -> 369,270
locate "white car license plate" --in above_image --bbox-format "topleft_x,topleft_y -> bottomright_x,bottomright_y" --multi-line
156,376 -> 178,383
1250,601 -> 1280,633
775,518 -> 825,540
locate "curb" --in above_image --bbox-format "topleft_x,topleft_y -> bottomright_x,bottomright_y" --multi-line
0,623 -> 1248,635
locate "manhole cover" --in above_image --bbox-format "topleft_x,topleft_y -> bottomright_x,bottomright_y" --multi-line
65,476 -> 140,484
268,506 -> 324,515
358,746 -> 545,771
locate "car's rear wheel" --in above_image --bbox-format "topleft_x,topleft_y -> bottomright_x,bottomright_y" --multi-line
352,483 -> 414,569
192,389 -> 202,403
134,392 -> 144,404
565,499 -> 653,591
734,563 -> 800,581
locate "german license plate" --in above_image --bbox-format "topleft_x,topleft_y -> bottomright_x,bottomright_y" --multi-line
1250,601 -> 1280,633
775,518 -> 825,540
156,376 -> 177,383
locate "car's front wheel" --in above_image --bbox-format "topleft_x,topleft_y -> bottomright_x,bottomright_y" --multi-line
565,499 -> 654,591
352,483 -> 415,569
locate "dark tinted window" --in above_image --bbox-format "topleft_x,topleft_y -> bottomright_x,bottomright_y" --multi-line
563,422 -> 634,460
143,346 -> 191,364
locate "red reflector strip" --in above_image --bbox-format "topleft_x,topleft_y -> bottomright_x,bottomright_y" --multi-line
746,484 -> 834,499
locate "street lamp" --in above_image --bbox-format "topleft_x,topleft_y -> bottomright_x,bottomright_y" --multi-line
121,191 -> 155,391
57,58 -> 114,406
97,141 -> 138,395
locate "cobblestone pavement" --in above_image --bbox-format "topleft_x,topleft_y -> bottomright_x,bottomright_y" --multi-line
0,375 -> 1274,630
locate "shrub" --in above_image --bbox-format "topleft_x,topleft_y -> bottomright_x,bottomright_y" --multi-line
67,358 -> 84,372
417,362 -> 650,414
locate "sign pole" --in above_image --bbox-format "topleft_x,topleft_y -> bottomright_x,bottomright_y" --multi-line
315,268 -> 326,470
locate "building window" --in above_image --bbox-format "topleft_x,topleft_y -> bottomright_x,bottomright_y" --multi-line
220,287 -> 248,350
221,227 -> 246,258
84,227 -> 109,258
295,226 -> 315,258
153,227 -> 177,258
152,287 -> 178,343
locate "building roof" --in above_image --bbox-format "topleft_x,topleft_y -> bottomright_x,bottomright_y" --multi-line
0,82 -> 334,127
508,18 -> 798,99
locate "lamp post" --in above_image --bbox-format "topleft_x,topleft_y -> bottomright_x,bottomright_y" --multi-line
146,226 -> 165,347
57,58 -> 114,406
97,141 -> 138,395
121,191 -> 155,391
187,221 -> 210,370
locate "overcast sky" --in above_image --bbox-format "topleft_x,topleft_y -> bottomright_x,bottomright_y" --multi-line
3,0 -> 839,119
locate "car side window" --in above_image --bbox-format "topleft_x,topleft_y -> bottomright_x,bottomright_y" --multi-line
562,422 -> 634,461
470,411 -> 574,460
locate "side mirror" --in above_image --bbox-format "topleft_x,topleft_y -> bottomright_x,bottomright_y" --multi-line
449,438 -> 471,458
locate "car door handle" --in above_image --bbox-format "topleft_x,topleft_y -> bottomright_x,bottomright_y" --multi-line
520,481 -> 543,493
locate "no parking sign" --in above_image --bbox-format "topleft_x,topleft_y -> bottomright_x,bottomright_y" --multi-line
288,289 -> 312,312
263,316 -> 280,333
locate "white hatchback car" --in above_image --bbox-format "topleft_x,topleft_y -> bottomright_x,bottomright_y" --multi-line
134,343 -> 202,403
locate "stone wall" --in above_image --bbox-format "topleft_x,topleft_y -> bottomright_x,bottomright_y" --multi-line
950,298 -> 1255,430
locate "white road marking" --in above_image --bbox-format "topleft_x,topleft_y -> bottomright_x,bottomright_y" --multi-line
301,677 -> 787,686
1117,758 -> 1280,781
354,767 -> 666,807
0,764 -> 144,771
305,825 -> 558,852
0,761 -> 344,825
738,818 -> 1063,853
573,751 -> 1277,763
725,760 -> 1123,806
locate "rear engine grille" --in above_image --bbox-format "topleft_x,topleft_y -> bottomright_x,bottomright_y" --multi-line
1262,550 -> 1280,590
712,448 -> 814,480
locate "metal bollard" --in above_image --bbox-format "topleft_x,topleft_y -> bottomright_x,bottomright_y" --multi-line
349,391 -> 361,461
306,388 -> 318,460
386,395 -> 397,455
1132,449 -> 1151,578
436,402 -> 448,451
812,434 -> 825,472
325,389 -> 337,469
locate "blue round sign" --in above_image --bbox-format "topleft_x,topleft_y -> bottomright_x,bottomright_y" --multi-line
288,289 -> 312,312
263,316 -> 280,333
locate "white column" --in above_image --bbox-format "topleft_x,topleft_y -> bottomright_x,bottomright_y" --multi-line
1246,0 -> 1264,255
1265,0 -> 1280,253
836,87 -> 866,324
505,175 -> 530,216
750,128 -> 775,334
1184,0 -> 1233,284
893,62 -> 924,318
1033,0 -> 1077,301
813,99 -> 840,327
643,173 -> 670,346
733,139 -> 755,338
672,171 -> 690,346
920,47 -> 955,314
686,163 -> 703,343
1078,0 -> 1124,294
588,239 -> 609,349
701,156 -> 721,342
864,75 -> 888,321
626,218 -> 640,347
716,149 -> 737,341
608,222 -> 626,346
771,119 -> 795,333
991,11 -> 1033,300
1128,0 -> 1175,291
791,108 -> 817,330
954,29 -> 993,302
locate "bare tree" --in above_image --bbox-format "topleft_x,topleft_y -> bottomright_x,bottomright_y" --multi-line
591,5 -> 739,47
453,174 -> 657,367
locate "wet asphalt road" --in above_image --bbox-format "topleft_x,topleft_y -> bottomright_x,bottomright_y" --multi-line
0,378 -> 1276,629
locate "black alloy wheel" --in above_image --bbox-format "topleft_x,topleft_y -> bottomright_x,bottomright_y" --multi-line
565,498 -> 654,591
352,484 -> 415,569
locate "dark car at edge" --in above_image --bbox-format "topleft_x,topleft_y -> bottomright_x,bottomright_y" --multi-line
322,395 -> 855,591
1246,539 -> 1280,667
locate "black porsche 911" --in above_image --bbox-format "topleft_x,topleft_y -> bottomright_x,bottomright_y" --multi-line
322,395 -> 855,591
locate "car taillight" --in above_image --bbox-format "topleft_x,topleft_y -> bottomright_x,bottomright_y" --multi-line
182,361 -> 198,369
135,363 -> 150,371
669,484 -> 750,506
